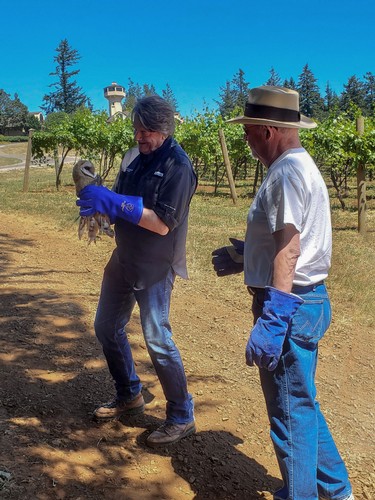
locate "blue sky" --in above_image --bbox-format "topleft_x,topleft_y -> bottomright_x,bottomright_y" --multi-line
1,0 -> 374,117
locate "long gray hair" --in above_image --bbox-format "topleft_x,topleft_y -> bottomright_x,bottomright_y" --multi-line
132,95 -> 175,136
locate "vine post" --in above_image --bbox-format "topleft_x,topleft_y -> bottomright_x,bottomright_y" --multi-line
218,128 -> 237,205
22,129 -> 35,193
356,117 -> 366,234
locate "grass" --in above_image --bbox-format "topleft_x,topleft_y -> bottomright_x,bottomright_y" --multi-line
1,164 -> 375,328
0,141 -> 27,167
0,157 -> 22,167
0,142 -> 28,155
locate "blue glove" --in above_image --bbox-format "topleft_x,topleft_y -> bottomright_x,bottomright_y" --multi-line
212,238 -> 244,276
246,287 -> 304,371
76,185 -> 143,225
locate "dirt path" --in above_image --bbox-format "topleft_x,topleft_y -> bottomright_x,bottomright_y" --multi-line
0,211 -> 373,499
0,145 -> 77,171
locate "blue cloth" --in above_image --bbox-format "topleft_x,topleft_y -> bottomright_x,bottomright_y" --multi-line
252,283 -> 352,500
94,250 -> 194,424
246,287 -> 304,370
76,185 -> 143,225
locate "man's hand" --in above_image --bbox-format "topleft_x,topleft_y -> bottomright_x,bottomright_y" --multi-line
76,185 -> 143,225
211,238 -> 244,276
246,287 -> 304,371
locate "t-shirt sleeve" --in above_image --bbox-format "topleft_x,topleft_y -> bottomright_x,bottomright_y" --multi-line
262,174 -> 306,234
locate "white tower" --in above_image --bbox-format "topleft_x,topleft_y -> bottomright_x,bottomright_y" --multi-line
104,82 -> 126,117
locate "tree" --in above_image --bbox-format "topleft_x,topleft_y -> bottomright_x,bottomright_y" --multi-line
123,78 -> 142,113
162,83 -> 179,112
41,39 -> 88,114
25,113 -> 42,132
306,113 -> 375,209
217,81 -> 235,117
363,72 -> 375,115
0,90 -> 28,134
283,77 -> 297,90
216,81 -> 236,117
122,79 -> 161,114
142,83 -> 157,96
216,69 -> 250,117
297,64 -> 325,120
0,90 -> 13,133
231,69 -> 250,110
340,75 -> 366,117
32,109 -> 135,188
265,67 -> 281,86
324,82 -> 340,115
175,107 -> 255,191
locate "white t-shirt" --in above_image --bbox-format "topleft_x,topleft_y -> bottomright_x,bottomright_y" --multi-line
244,148 -> 332,287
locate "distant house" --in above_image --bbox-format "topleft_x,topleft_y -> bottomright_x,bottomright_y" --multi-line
31,112 -> 44,123
1,111 -> 45,136
174,113 -> 183,123
2,127 -> 24,136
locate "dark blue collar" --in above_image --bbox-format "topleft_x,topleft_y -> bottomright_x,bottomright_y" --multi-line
140,136 -> 174,165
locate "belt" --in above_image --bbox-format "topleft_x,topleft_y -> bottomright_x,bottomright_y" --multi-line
292,281 -> 324,294
247,281 -> 324,297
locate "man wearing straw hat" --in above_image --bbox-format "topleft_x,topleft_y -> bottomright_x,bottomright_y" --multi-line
212,86 -> 353,500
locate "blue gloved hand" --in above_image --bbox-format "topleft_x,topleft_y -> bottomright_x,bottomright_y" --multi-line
212,238 -> 244,276
246,286 -> 304,371
76,185 -> 143,225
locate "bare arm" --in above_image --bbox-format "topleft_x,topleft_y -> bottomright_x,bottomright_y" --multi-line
138,208 -> 169,235
272,224 -> 300,293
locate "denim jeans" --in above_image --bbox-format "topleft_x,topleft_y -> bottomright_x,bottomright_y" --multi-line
252,283 -> 352,500
94,250 -> 194,424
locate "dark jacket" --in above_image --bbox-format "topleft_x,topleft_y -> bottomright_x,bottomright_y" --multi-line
113,137 -> 197,289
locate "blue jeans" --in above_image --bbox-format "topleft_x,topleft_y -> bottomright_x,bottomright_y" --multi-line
94,250 -> 194,424
252,283 -> 352,500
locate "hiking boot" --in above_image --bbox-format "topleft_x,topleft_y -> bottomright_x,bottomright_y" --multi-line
146,420 -> 196,447
93,393 -> 145,421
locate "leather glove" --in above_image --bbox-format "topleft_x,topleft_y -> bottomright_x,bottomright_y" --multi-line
212,238 -> 244,276
246,286 -> 304,371
76,185 -> 143,225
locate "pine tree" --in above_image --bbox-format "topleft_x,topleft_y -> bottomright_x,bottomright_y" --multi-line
216,81 -> 236,117
324,82 -> 340,115
162,83 -> 179,112
142,83 -> 157,96
0,90 -> 28,134
340,75 -> 366,115
123,78 -> 143,113
231,68 -> 250,109
41,39 -> 88,114
216,69 -> 250,117
265,67 -> 281,86
283,77 -> 297,90
297,64 -> 324,119
363,72 -> 375,115
123,80 -> 163,113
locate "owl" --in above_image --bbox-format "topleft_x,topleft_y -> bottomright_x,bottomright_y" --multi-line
72,160 -> 114,244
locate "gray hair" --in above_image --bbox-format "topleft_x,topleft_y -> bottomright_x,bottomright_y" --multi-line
131,95 -> 175,136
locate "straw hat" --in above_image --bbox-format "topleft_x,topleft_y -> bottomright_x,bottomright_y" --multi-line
227,85 -> 317,129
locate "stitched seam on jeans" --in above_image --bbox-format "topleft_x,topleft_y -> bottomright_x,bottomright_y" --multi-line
283,356 -> 294,499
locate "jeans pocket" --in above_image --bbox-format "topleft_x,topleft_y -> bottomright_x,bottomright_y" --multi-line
289,298 -> 331,344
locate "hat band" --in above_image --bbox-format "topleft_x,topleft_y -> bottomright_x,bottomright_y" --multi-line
245,103 -> 300,123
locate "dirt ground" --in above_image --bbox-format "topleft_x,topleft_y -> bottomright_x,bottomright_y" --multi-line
0,211 -> 374,500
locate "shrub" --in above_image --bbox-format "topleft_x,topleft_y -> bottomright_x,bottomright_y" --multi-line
0,135 -> 28,143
